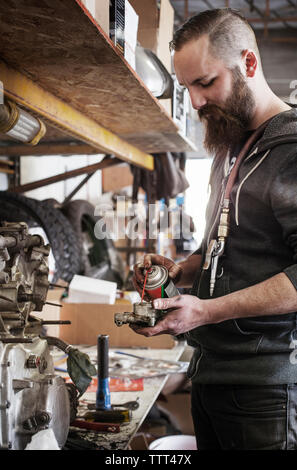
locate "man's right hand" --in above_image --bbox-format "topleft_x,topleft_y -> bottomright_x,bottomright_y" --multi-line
132,254 -> 182,299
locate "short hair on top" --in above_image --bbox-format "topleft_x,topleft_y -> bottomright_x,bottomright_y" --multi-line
170,8 -> 262,70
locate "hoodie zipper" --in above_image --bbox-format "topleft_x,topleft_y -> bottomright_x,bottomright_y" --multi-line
206,146 -> 259,247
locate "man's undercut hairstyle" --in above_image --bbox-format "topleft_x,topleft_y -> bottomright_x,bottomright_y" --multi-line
170,8 -> 262,70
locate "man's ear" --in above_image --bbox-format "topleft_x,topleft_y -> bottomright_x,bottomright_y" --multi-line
242,50 -> 257,78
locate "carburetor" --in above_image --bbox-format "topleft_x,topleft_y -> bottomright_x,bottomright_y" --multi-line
114,265 -> 179,327
114,301 -> 165,327
0,221 -> 50,335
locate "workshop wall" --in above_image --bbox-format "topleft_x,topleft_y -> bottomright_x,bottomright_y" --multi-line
20,154 -> 104,204
0,170 -> 8,191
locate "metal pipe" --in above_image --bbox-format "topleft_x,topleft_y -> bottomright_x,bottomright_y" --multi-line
0,314 -> 21,320
41,335 -> 72,353
12,156 -> 121,193
0,104 -> 11,128
0,235 -> 16,249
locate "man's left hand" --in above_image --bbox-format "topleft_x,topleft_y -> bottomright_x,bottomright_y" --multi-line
130,294 -> 208,337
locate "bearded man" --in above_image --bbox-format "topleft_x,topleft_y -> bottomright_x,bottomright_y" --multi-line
132,9 -> 297,450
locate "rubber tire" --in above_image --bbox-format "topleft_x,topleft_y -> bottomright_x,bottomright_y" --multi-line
61,199 -> 125,287
0,191 -> 82,283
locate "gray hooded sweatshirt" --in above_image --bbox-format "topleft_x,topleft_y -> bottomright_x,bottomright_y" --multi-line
187,107 -> 297,385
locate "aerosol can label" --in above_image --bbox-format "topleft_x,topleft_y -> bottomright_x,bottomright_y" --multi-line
144,265 -> 179,300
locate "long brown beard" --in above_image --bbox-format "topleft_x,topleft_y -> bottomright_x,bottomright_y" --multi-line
198,67 -> 256,156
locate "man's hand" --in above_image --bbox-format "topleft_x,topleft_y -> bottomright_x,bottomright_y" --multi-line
133,254 -> 182,299
130,273 -> 297,338
130,294 -> 208,337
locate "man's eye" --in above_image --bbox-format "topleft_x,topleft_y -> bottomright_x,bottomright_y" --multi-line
201,78 -> 216,88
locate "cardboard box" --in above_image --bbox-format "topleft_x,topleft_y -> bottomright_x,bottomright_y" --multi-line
81,0 -> 110,36
129,0 -> 159,53
59,300 -> 175,349
102,162 -> 133,192
156,0 -> 174,75
129,0 -> 174,72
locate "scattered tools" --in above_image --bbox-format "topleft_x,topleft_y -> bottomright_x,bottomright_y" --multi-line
87,399 -> 139,411
70,419 -> 120,433
82,408 -> 131,423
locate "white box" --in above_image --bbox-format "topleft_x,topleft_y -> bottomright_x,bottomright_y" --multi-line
66,275 -> 117,305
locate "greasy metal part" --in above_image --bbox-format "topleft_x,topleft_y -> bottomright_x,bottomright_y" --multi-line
0,101 -> 18,134
0,222 -> 75,450
0,100 -> 46,145
115,265 -> 179,327
114,301 -> 166,327
40,335 -> 73,354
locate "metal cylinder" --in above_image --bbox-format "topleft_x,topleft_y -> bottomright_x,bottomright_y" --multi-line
96,335 -> 111,410
97,335 -> 109,380
145,265 -> 168,289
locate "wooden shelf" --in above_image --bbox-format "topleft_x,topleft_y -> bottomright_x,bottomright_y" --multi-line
0,0 -> 194,164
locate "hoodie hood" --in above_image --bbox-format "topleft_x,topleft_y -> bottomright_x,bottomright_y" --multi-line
255,107 -> 297,154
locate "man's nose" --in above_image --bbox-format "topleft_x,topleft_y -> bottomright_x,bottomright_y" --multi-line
189,89 -> 207,110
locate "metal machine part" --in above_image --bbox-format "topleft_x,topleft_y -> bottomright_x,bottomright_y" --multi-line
0,222 -> 76,450
0,100 -> 46,145
96,335 -> 111,410
114,265 -> 179,327
114,301 -> 166,327
135,46 -> 174,99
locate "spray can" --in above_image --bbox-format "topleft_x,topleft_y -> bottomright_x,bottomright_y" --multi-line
143,265 -> 179,300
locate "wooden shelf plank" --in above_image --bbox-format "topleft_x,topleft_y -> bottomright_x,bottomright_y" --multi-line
0,0 -> 193,154
0,61 -> 154,169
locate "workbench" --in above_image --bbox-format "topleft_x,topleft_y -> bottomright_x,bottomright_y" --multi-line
62,341 -> 187,450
